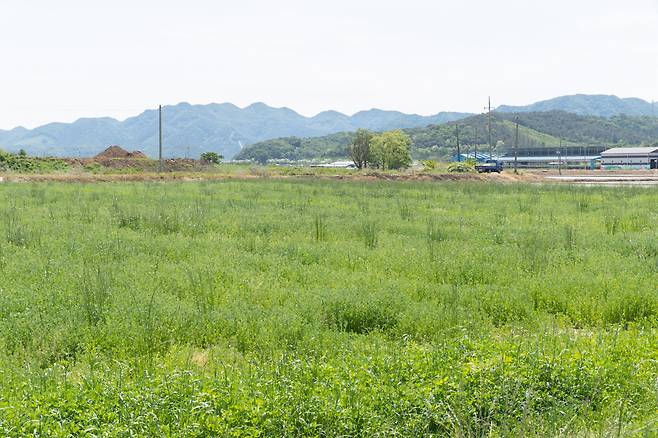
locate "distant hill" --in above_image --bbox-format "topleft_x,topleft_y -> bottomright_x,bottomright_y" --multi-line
0,103 -> 469,159
236,111 -> 658,162
497,94 -> 655,117
3,94 -> 655,160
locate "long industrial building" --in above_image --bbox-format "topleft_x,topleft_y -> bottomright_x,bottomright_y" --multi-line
600,147 -> 658,170
497,155 -> 600,169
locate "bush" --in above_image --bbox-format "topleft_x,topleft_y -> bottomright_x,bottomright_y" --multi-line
200,152 -> 223,164
421,160 -> 438,171
447,161 -> 476,173
0,150 -> 69,173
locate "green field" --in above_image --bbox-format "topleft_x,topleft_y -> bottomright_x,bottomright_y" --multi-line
0,179 -> 657,436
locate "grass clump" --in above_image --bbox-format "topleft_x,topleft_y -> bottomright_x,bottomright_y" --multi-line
312,214 -> 327,242
324,294 -> 399,334
361,220 -> 378,248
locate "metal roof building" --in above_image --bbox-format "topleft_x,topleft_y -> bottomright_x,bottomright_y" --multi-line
452,152 -> 496,163
601,147 -> 658,169
497,155 -> 601,169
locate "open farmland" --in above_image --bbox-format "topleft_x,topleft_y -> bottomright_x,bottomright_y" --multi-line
0,179 -> 657,435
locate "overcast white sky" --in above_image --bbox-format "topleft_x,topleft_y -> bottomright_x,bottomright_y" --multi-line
1,0 -> 656,129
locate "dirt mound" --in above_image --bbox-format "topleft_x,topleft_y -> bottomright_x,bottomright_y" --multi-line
94,146 -> 148,160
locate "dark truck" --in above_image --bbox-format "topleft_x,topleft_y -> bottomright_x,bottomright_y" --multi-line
475,159 -> 503,173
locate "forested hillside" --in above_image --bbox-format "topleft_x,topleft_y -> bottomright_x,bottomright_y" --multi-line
237,111 -> 658,162
234,132 -> 355,163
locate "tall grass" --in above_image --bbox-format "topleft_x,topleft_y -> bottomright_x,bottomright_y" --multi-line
313,214 -> 327,242
361,220 -> 378,248
80,265 -> 112,326
0,179 -> 656,435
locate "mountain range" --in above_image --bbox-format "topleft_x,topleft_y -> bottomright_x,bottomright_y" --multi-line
0,95 -> 654,159
497,94 -> 655,117
0,103 -> 467,159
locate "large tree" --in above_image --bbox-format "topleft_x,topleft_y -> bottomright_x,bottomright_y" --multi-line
370,130 -> 412,170
349,129 -> 373,169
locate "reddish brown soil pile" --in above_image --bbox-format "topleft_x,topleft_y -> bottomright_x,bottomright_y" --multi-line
94,146 -> 148,160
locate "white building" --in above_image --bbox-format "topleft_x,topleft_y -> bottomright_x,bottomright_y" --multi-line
600,147 -> 658,170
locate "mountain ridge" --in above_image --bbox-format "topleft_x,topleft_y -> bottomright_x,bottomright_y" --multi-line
1,94 -> 656,159
0,102 -> 469,158
497,94 -> 655,117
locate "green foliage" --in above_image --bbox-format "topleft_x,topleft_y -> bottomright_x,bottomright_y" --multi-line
235,132 -> 356,163
200,151 -> 223,164
349,128 -> 373,169
0,180 -> 656,435
447,161 -> 476,172
0,150 -> 69,173
370,130 -> 412,170
420,159 -> 438,170
500,111 -> 658,145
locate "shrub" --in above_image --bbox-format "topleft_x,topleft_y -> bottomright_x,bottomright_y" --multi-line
447,161 -> 476,173
200,152 -> 223,164
421,160 -> 438,171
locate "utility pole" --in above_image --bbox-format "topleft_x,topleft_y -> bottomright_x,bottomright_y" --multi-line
158,105 -> 163,173
456,125 -> 461,162
473,124 -> 478,163
558,139 -> 563,175
487,97 -> 493,160
514,115 -> 519,174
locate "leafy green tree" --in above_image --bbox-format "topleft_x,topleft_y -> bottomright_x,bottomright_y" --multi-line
349,129 -> 373,169
200,152 -> 223,164
370,130 -> 412,170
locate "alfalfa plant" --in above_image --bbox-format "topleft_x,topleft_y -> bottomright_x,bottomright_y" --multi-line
313,214 -> 327,242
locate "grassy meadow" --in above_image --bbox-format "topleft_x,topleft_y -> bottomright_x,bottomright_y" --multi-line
0,179 -> 657,436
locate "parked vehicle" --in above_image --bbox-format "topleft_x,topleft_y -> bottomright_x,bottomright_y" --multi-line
475,160 -> 503,173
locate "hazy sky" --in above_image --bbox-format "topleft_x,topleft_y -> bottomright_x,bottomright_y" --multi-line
1,0 -> 656,129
